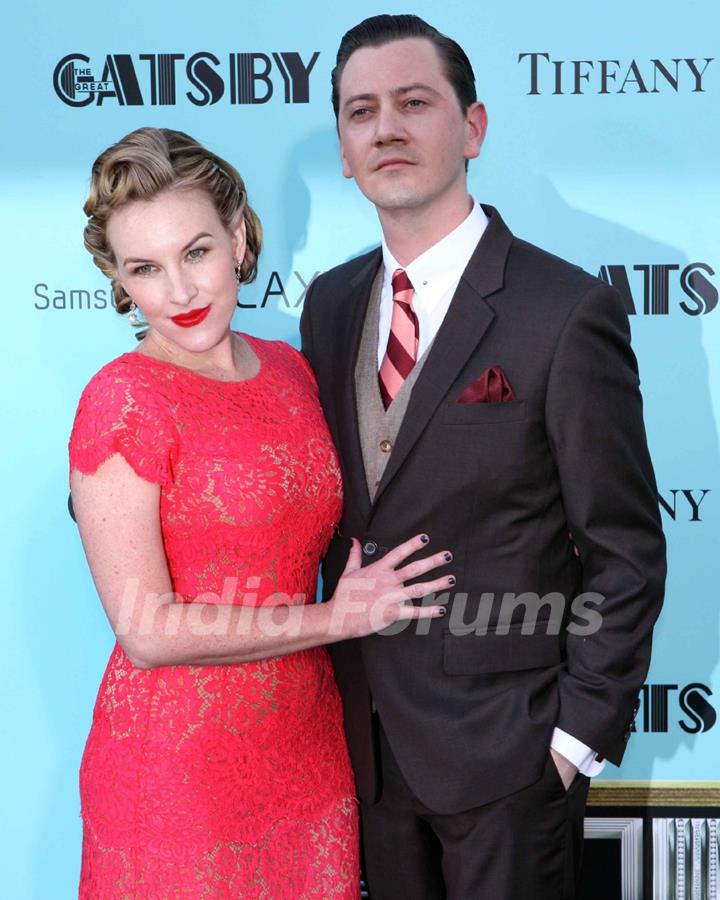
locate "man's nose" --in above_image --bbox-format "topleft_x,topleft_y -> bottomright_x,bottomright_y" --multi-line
373,105 -> 407,144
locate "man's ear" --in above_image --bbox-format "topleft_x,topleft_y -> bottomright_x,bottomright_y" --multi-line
464,102 -> 488,162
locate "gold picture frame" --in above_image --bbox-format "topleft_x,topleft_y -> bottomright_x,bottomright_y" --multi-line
588,781 -> 720,807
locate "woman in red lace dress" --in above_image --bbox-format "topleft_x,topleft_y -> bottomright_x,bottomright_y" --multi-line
69,127 -> 452,898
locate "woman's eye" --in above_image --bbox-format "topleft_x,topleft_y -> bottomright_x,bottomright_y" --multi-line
188,247 -> 207,261
133,264 -> 153,276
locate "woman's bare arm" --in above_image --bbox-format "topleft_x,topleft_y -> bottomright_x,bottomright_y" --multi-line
71,453 -> 453,669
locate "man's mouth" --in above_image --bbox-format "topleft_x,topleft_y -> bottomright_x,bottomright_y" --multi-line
376,158 -> 414,171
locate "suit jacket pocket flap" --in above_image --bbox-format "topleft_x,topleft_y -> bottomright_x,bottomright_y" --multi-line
442,627 -> 561,675
441,398 -> 526,425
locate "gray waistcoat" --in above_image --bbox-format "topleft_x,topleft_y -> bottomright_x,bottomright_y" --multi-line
354,268 -> 434,502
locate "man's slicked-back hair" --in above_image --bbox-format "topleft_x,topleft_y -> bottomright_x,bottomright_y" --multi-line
331,14 -> 477,119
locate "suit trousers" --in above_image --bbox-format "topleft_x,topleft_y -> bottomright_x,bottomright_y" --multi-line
361,719 -> 590,900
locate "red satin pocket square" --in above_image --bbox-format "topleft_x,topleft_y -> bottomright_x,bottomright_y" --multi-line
457,366 -> 516,403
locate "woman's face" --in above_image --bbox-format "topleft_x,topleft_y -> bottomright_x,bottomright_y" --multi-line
107,187 -> 246,353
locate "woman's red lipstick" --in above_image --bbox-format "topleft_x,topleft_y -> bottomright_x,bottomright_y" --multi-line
171,305 -> 211,327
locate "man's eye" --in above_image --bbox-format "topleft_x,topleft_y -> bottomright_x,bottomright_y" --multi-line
350,107 -> 370,118
406,98 -> 427,108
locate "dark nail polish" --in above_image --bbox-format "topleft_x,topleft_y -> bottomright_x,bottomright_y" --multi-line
448,576 -> 456,586
419,534 -> 429,544
444,552 -> 453,562
438,608 -> 447,616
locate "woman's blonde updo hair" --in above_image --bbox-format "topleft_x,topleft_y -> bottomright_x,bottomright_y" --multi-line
83,127 -> 262,314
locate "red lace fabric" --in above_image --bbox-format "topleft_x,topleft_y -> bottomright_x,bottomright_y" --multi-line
69,334 -> 359,898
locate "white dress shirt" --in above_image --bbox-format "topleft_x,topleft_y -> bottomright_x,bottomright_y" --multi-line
378,199 -> 488,366
378,198 -> 605,778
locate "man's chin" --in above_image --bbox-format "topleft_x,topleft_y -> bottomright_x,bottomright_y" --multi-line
362,187 -> 426,213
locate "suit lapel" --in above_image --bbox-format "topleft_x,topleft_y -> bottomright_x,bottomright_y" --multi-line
373,206 -> 514,506
332,248 -> 382,520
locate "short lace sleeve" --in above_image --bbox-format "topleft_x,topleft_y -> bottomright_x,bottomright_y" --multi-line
69,358 -> 177,485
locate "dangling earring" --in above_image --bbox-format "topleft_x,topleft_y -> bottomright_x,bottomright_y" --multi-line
128,301 -> 139,326
234,261 -> 242,286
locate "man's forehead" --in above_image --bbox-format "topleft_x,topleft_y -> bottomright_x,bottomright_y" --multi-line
339,37 -> 447,96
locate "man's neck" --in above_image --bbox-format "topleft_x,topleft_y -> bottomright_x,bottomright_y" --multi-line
379,191 -> 474,267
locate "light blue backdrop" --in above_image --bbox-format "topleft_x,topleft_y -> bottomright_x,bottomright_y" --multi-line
2,0 -> 718,895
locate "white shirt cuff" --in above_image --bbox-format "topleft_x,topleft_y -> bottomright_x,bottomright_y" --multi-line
551,727 -> 606,777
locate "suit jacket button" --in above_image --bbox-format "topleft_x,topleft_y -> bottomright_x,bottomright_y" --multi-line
363,541 -> 378,557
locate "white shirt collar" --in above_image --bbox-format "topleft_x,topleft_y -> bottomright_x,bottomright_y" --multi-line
381,199 -> 489,311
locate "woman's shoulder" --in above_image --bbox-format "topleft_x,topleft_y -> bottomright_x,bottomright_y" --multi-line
73,351 -> 181,444
240,331 -> 289,355
241,332 -> 317,386
79,351 -> 177,406
84,349 -> 165,380
70,352 -> 178,482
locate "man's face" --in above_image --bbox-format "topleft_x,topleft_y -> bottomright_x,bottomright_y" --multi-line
336,37 -> 486,218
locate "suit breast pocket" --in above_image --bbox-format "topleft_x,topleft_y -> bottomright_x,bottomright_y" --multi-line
441,399 -> 527,426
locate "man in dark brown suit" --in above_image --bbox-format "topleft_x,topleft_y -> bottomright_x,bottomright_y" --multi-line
300,14 -> 666,899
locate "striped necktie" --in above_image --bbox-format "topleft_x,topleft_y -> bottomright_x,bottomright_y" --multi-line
378,269 -> 419,409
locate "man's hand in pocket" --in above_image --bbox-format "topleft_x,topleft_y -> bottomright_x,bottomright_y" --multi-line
550,747 -> 579,790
